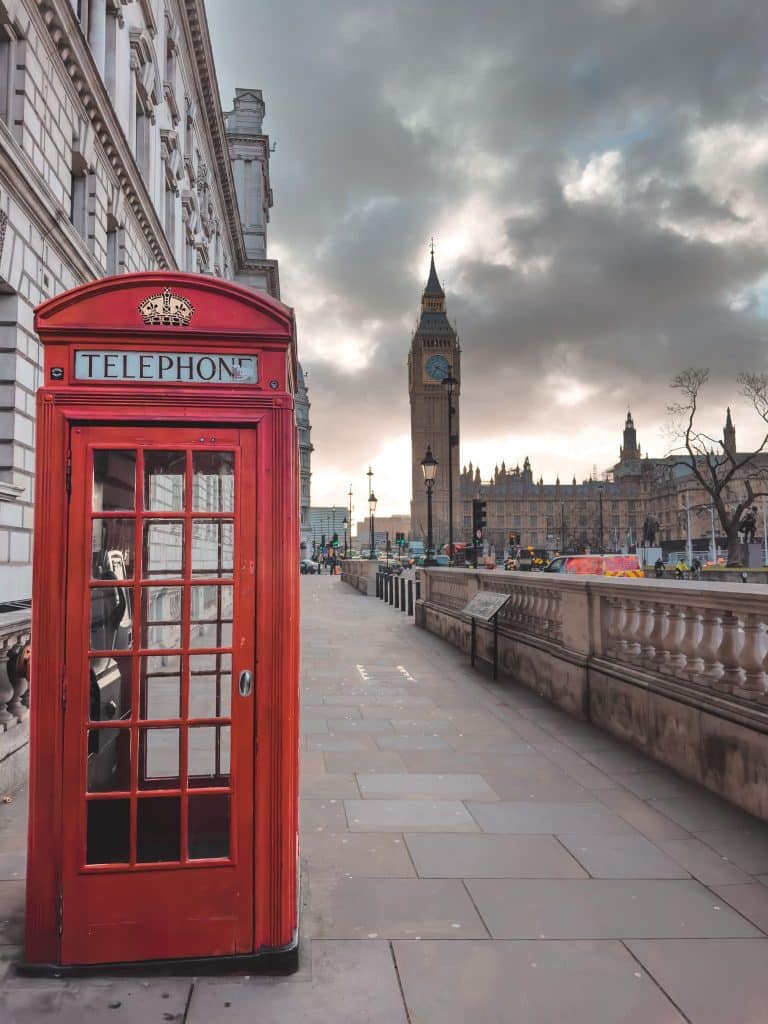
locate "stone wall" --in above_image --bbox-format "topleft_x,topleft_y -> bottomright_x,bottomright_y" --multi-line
417,570 -> 768,822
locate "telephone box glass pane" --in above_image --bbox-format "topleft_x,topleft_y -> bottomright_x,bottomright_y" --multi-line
190,585 -> 233,649
90,586 -> 133,652
191,520 -> 234,577
87,799 -> 130,864
91,520 -> 135,580
139,727 -> 180,789
93,450 -> 136,511
189,653 -> 232,719
141,586 -> 182,650
142,521 -> 184,577
87,728 -> 130,792
188,794 -> 230,859
192,452 -> 234,512
89,656 -> 132,722
144,451 -> 186,511
188,725 -> 230,788
137,797 -> 181,863
140,655 -> 181,720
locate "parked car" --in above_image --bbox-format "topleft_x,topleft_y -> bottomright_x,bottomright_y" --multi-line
300,558 -> 319,574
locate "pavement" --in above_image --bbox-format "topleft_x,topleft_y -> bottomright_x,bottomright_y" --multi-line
1,572 -> 768,1021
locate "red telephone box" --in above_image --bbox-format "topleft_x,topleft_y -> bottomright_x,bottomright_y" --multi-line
25,273 -> 299,972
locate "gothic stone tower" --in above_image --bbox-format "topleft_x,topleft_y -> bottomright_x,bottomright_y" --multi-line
408,250 -> 461,546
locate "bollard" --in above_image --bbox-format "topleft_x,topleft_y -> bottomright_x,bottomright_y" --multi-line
407,577 -> 413,616
375,571 -> 380,598
389,574 -> 395,606
415,578 -> 421,603
400,576 -> 406,612
394,575 -> 400,608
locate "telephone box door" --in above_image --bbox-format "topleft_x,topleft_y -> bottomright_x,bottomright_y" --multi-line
60,424 -> 257,965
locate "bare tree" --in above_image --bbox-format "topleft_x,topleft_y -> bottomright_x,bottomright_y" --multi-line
667,369 -> 768,565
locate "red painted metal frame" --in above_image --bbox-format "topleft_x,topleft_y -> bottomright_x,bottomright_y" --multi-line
26,273 -> 299,969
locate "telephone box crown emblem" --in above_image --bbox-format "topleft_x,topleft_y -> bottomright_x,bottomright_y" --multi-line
138,287 -> 195,326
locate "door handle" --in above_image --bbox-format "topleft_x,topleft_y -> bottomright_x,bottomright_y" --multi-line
238,669 -> 253,697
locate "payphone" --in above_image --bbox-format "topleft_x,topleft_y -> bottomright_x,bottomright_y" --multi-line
26,273 -> 300,972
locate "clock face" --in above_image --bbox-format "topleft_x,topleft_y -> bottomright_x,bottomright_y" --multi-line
425,354 -> 450,381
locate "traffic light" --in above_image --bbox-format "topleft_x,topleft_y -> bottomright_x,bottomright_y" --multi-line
332,532 -> 339,547
396,531 -> 405,546
472,500 -> 487,543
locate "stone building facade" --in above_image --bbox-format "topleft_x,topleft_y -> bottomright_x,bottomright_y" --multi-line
461,410 -> 767,555
295,363 -> 312,554
0,0 -> 294,600
408,250 -> 460,546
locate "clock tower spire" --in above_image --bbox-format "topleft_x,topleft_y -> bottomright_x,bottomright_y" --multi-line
408,244 -> 461,549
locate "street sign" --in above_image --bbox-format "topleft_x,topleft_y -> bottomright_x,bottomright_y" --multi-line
462,591 -> 511,622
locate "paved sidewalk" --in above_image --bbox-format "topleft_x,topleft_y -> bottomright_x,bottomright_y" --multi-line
2,573 -> 768,1021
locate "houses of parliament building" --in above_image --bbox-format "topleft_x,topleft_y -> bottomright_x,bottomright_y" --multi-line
408,253 -> 761,555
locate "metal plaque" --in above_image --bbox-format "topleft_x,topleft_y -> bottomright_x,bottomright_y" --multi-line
462,591 -> 511,621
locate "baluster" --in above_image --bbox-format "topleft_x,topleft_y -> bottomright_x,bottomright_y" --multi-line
606,597 -> 626,658
664,607 -> 688,676
718,611 -> 746,689
636,600 -> 656,662
739,615 -> 767,694
624,600 -> 642,661
650,602 -> 670,668
701,610 -> 724,685
680,609 -> 704,681
0,643 -> 13,728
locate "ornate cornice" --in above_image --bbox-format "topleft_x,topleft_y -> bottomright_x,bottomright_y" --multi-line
181,0 -> 247,269
37,0 -> 175,268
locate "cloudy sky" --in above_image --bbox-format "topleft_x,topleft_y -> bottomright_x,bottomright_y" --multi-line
208,0 -> 768,517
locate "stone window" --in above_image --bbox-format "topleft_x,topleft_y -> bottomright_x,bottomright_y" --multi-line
70,149 -> 88,237
0,7 -> 22,137
106,214 -> 119,274
104,2 -> 121,101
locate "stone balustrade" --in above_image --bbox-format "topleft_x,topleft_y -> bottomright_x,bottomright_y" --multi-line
0,607 -> 31,793
416,570 -> 768,821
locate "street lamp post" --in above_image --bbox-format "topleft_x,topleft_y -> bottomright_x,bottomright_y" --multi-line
342,516 -> 348,559
368,491 -> 377,559
348,483 -> 353,557
442,375 -> 457,563
597,484 -> 605,554
421,446 -> 439,566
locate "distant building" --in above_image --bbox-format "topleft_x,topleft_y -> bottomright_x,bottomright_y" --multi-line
296,365 -> 312,554
0,0 -> 289,599
309,506 -> 347,552
461,410 -> 767,554
408,247 -> 460,545
354,514 -> 411,551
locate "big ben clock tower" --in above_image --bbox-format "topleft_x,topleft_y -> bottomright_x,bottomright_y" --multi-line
408,245 -> 461,548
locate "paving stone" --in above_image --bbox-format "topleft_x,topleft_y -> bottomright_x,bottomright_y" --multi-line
345,799 -> 478,832
0,852 -> 26,881
307,734 -> 379,752
654,838 -> 753,885
302,833 -> 415,880
388,718 -> 460,735
0,978 -> 193,1022
445,734 -> 533,753
357,773 -> 498,801
596,790 -> 690,839
649,794 -> 761,833
480,769 -> 593,803
466,878 -> 762,939
300,719 -> 330,734
467,801 -> 638,836
627,938 -> 768,1024
709,883 -> 768,934
0,881 -> 24,947
300,798 -> 348,833
188,941 -> 408,1023
611,770 -> 705,800
300,751 -> 327,775
694,829 -> 768,875
325,719 -> 394,734
581,748 -> 661,774
394,939 -> 686,1024
376,734 -> 451,751
308,877 -> 487,939
405,833 -> 588,879
300,774 -> 361,799
323,751 -> 407,774
557,834 -> 690,878
397,750 -> 537,774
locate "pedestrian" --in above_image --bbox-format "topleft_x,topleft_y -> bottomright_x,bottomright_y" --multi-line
654,557 -> 664,579
690,557 -> 701,580
674,557 -> 689,580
